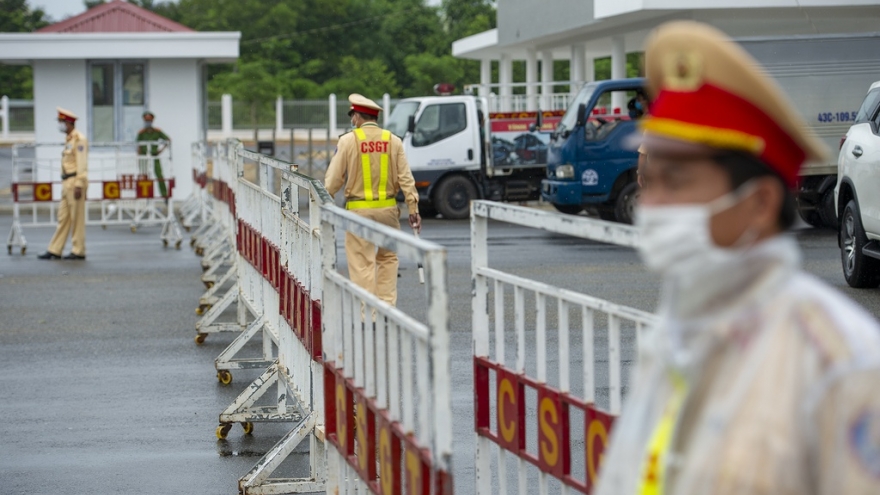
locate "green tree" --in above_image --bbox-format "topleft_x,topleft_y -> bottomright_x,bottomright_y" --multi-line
0,0 -> 49,99
209,60 -> 280,139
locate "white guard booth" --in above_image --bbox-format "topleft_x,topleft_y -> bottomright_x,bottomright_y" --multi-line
0,0 -> 240,200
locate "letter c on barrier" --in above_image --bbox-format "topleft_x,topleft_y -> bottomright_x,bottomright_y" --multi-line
34,183 -> 52,201
539,397 -> 559,467
498,378 -> 516,443
587,419 -> 609,483
336,383 -> 347,450
380,426 -> 393,495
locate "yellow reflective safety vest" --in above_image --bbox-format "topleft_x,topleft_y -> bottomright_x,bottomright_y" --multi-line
345,128 -> 397,210
637,375 -> 687,495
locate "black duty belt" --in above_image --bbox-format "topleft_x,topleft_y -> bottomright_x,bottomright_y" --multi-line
61,172 -> 77,180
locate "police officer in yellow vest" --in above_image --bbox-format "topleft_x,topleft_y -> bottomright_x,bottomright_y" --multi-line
38,108 -> 88,260
325,94 -> 420,307
594,22 -> 880,495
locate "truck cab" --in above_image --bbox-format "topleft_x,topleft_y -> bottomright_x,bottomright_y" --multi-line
388,95 -> 548,219
542,78 -> 645,223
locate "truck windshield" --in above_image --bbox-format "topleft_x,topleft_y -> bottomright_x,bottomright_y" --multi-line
558,83 -> 597,133
386,101 -> 420,137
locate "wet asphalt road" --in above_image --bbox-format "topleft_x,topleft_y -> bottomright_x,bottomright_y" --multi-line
1,210 -> 878,494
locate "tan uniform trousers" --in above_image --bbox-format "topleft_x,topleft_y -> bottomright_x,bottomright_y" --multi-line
47,178 -> 86,256
345,206 -> 401,307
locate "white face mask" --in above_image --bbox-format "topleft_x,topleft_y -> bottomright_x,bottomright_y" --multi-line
350,117 -> 357,130
635,181 -> 759,278
58,122 -> 68,133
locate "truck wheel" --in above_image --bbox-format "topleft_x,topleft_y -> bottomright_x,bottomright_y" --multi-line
818,188 -> 838,230
434,175 -> 477,220
614,182 -> 639,225
840,200 -> 880,288
552,204 -> 584,215
797,208 -> 823,228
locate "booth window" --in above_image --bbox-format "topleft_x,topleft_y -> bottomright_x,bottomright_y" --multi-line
89,61 -> 146,142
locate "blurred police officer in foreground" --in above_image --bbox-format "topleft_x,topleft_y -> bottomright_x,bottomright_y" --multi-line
137,111 -> 170,198
595,21 -> 880,495
38,108 -> 88,260
325,94 -> 420,306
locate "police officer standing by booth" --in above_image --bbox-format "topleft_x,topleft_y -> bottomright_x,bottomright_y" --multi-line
595,22 -> 880,495
325,94 -> 421,307
38,108 -> 88,260
137,111 -> 170,198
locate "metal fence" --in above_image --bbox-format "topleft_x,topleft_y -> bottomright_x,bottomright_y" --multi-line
470,200 -> 657,494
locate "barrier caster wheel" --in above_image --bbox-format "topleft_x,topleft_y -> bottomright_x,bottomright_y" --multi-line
163,239 -> 169,247
175,240 -> 182,250
194,333 -> 207,345
190,238 -> 196,247
195,247 -> 204,256
185,226 -> 191,232
130,226 -> 137,233
20,247 -> 26,255
195,304 -> 211,316
203,281 -> 214,289
216,423 -> 232,440
217,370 -> 233,385
241,422 -> 254,435
7,245 -> 12,255
101,225 -> 107,230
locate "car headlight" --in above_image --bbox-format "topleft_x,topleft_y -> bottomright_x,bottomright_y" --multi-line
555,164 -> 574,179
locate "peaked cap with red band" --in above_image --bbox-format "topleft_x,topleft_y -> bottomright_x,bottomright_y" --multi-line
641,21 -> 827,186
57,107 -> 78,123
348,93 -> 382,117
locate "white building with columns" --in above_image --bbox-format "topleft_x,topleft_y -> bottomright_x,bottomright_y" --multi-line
453,0 -> 880,113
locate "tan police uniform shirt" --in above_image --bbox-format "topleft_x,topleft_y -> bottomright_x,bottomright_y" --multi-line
62,129 -> 89,190
595,236 -> 880,495
325,122 -> 418,212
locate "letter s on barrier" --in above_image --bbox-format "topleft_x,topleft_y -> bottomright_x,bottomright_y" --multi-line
539,397 -> 559,467
498,378 -> 516,443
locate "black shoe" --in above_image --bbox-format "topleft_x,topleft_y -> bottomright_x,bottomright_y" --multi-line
63,253 -> 86,260
37,251 -> 61,260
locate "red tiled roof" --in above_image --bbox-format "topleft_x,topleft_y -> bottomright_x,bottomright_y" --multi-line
37,0 -> 194,33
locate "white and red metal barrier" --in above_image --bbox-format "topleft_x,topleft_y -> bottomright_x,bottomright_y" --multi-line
470,200 -> 657,494
189,139 -> 455,494
6,141 -> 182,254
320,206 -> 453,495
177,141 -> 210,232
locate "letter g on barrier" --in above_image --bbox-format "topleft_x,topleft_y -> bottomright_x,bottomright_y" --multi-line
103,181 -> 120,200
587,418 -> 609,484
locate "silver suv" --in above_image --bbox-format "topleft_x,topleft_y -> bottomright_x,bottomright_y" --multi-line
836,81 -> 880,287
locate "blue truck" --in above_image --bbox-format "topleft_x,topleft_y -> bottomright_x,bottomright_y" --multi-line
541,78 -> 645,224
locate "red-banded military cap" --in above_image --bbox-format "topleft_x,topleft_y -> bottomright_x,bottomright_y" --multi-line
347,93 -> 382,117
641,21 -> 827,186
57,107 -> 78,123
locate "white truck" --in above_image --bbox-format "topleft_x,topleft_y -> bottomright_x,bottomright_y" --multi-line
385,96 -> 555,219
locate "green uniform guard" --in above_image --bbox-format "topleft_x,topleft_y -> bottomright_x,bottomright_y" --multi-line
137,111 -> 171,198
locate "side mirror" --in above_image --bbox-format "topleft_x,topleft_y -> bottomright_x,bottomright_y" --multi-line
576,103 -> 587,127
407,115 -> 416,134
528,123 -> 537,133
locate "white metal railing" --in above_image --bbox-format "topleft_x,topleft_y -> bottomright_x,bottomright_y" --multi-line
470,200 -> 657,494
321,205 -> 453,494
